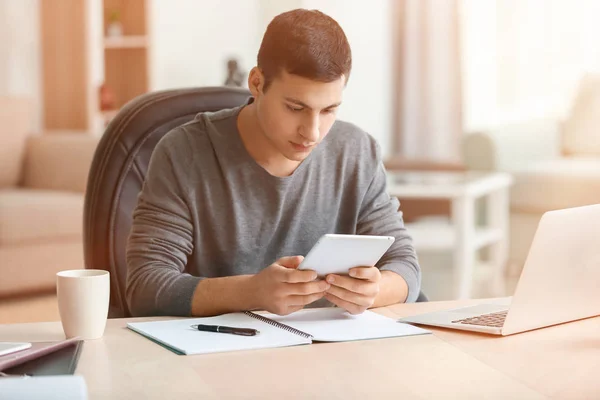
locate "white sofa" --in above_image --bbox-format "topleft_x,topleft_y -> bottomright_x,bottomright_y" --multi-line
463,74 -> 600,274
0,97 -> 99,297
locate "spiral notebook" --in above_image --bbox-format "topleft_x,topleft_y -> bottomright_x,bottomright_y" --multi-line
127,308 -> 429,355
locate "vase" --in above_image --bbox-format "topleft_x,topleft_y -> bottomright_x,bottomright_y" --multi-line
107,22 -> 123,38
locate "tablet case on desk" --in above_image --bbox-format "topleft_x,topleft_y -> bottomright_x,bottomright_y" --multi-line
0,338 -> 83,376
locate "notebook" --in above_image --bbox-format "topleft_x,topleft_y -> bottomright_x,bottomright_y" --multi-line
127,307 -> 430,355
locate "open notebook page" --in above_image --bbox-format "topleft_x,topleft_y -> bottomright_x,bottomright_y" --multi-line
265,307 -> 430,342
127,313 -> 310,355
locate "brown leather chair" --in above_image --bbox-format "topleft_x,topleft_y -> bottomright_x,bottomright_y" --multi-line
83,87 -> 251,318
84,86 -> 427,318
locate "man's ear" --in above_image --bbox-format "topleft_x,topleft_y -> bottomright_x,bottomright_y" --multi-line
247,67 -> 264,97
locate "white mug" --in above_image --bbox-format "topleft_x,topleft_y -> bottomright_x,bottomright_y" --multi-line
56,269 -> 110,340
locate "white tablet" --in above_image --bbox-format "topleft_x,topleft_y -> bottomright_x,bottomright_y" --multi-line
298,234 -> 395,277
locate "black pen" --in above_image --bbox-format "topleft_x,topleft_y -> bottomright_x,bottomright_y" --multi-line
191,324 -> 259,336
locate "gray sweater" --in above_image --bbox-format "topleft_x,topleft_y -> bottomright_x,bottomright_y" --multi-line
126,105 -> 421,316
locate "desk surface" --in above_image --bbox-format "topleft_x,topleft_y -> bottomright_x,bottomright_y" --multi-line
1,299 -> 598,399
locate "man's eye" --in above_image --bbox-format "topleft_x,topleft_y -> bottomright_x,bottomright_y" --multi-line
322,108 -> 335,114
286,105 -> 303,112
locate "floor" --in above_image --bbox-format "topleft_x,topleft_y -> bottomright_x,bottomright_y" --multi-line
0,252 -> 520,325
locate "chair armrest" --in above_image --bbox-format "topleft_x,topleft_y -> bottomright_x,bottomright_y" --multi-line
21,134 -> 99,193
463,119 -> 563,172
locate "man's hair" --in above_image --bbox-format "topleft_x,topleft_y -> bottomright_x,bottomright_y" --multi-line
257,9 -> 352,90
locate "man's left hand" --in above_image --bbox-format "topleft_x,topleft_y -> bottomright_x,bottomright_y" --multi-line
324,266 -> 381,314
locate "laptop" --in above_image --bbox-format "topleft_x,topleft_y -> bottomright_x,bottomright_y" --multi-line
399,204 -> 600,335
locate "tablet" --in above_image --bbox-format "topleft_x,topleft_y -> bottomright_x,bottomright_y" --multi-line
298,234 -> 395,278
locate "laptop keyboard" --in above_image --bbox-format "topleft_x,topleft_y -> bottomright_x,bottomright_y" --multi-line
451,310 -> 508,327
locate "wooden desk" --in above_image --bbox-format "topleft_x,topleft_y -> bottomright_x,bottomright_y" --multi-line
2,299 -> 596,399
387,299 -> 600,399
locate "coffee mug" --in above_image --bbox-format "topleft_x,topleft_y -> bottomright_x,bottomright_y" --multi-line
56,269 -> 110,340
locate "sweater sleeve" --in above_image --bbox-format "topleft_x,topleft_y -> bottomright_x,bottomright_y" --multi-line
125,130 -> 202,316
356,146 -> 422,303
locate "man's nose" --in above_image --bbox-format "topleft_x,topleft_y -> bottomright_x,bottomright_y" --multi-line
301,114 -> 320,143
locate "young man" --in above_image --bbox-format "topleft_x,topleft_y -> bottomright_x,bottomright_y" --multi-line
126,9 -> 421,317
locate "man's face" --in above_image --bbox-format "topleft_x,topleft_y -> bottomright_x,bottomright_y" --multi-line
251,69 -> 344,162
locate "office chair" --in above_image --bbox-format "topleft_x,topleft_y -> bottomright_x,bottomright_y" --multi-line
83,87 -> 427,318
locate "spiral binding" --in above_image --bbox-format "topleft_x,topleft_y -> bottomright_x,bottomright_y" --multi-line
244,311 -> 313,339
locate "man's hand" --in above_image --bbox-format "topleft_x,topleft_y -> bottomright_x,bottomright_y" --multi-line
324,266 -> 381,314
249,256 -> 330,316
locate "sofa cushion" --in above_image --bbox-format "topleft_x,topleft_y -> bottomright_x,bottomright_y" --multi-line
0,98 -> 32,188
0,189 -> 84,245
22,134 -> 99,193
562,74 -> 600,156
0,241 -> 84,297
510,157 -> 600,212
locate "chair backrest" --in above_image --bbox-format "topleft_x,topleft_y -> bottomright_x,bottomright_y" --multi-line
83,87 -> 251,318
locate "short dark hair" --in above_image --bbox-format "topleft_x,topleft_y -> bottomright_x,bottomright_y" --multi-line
257,9 -> 352,90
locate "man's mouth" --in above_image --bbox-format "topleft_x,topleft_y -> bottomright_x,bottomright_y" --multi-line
290,142 -> 314,151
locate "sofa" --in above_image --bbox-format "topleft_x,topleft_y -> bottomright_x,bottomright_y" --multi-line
463,73 -> 600,274
0,97 -> 99,297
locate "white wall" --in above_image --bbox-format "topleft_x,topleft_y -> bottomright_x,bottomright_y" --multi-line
150,0 -> 395,156
0,1 -> 395,151
258,0 -> 303,30
0,0 -> 41,131
150,0 -> 261,90
302,0 -> 394,156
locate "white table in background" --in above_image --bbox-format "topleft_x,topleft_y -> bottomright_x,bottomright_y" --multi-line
386,171 -> 513,299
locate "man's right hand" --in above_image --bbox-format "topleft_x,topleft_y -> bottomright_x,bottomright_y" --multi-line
249,256 -> 330,315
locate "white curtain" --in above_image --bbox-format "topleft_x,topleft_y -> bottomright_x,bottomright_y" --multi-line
393,0 -> 463,163
0,0 -> 41,131
461,0 -> 600,131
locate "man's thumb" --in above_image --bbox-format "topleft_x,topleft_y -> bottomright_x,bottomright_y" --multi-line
277,255 -> 305,269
